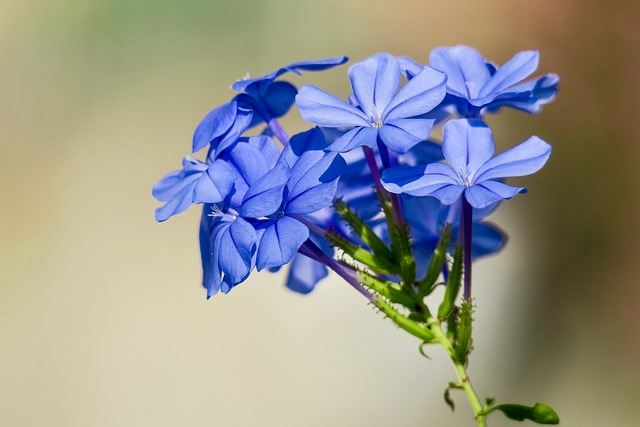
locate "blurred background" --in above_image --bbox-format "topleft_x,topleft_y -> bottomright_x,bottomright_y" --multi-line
1,0 -> 639,426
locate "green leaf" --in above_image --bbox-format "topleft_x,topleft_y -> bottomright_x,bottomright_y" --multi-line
437,245 -> 463,319
419,224 -> 452,295
374,297 -> 434,342
487,403 -> 560,424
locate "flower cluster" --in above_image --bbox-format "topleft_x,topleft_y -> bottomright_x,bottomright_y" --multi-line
153,45 -> 560,426
154,46 -> 555,296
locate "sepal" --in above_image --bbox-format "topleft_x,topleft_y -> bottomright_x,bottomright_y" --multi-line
419,224 -> 452,295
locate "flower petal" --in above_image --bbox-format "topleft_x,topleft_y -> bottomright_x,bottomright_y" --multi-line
256,217 -> 309,270
442,119 -> 495,180
348,53 -> 400,119
474,136 -> 551,182
464,181 -> 526,208
286,152 -> 345,215
327,126 -> 378,152
382,66 -> 446,121
429,46 -> 491,99
240,162 -> 291,218
232,56 -> 348,92
193,160 -> 238,204
478,50 -> 539,99
379,118 -> 435,154
296,85 -> 369,127
381,162 -> 459,194
285,253 -> 329,294
217,217 -> 257,286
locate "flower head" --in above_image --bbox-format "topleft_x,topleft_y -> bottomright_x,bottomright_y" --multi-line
381,118 -> 552,208
296,53 -> 446,154
401,46 -> 559,118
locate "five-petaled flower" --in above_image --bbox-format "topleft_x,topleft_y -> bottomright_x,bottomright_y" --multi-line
400,45 -> 559,118
296,53 -> 447,154
381,118 -> 552,208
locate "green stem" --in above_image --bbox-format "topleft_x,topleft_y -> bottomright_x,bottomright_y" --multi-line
430,321 -> 486,427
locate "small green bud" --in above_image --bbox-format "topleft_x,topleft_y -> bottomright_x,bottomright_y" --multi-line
419,224 -> 452,295
437,245 -> 463,319
486,402 -> 560,424
454,299 -> 474,364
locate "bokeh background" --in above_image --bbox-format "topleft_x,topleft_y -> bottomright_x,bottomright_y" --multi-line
2,1 -> 639,426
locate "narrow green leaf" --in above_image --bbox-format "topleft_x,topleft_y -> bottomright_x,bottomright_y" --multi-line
487,403 -> 560,424
437,245 -> 463,319
419,224 -> 452,295
374,297 -> 434,341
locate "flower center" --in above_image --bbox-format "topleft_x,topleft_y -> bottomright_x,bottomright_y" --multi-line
456,168 -> 472,188
208,205 -> 238,222
371,119 -> 383,128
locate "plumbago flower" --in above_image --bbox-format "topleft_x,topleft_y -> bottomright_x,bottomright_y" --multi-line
198,129 -> 345,296
193,56 -> 348,154
154,50 -> 561,426
399,45 -> 559,118
381,118 -> 552,208
296,53 -> 446,153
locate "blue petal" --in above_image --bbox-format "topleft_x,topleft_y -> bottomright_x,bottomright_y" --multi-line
400,139 -> 445,166
192,102 -> 236,153
245,135 -> 280,167
429,46 -> 491,99
285,253 -> 329,294
442,119 -> 495,180
240,162 -> 290,218
231,56 -> 348,92
285,152 -> 346,215
154,184 -> 194,222
256,217 -> 309,270
378,118 -> 434,154
200,207 -> 221,297
397,55 -> 422,79
327,126 -> 378,152
217,217 -> 257,286
478,51 -> 539,99
487,74 -> 559,114
381,163 -> 459,194
464,181 -> 526,208
192,101 -> 253,154
296,85 -> 370,127
382,66 -> 446,121
224,140 -> 272,187
348,53 -> 400,119
281,127 -> 327,167
214,106 -> 253,154
474,136 -> 551,182
260,80 -> 298,118
193,160 -> 238,204
469,222 -> 506,259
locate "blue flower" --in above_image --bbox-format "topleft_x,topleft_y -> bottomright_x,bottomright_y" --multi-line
381,118 -> 551,208
152,156 -> 237,222
231,56 -> 349,92
198,128 -> 345,296
193,57 -> 349,155
426,45 -> 559,117
296,53 -> 446,154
